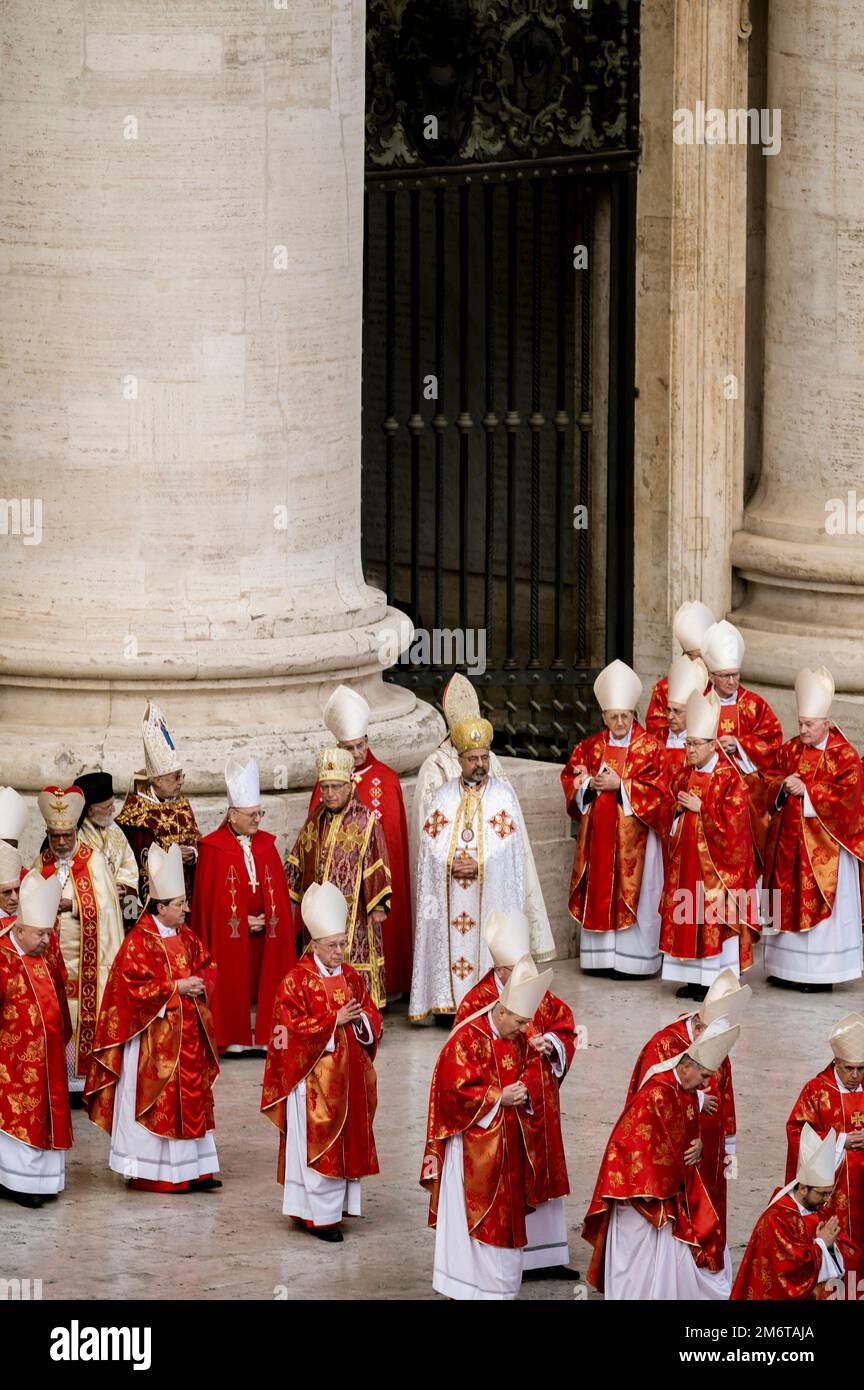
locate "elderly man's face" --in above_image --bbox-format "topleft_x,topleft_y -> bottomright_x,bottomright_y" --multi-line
667,701 -> 687,734
228,806 -> 263,837
151,771 -> 184,800
340,737 -> 369,770
87,796 -> 116,828
153,896 -> 188,928
459,750 -> 489,784
676,1058 -> 715,1092
48,829 -> 76,857
13,921 -> 54,956
0,881 -> 20,915
836,1060 -> 864,1090
320,780 -> 352,812
603,709 -> 634,739
711,669 -> 739,699
799,717 -> 830,747
316,933 -> 347,969
492,1002 -> 530,1039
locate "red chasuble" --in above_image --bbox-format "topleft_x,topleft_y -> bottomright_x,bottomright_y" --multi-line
116,786 -> 200,902
661,742 -> 688,779
716,688 -> 782,863
659,757 -> 759,971
189,824 -> 296,1051
583,1069 -> 725,1292
308,753 -> 413,995
84,914 -> 219,1141
561,724 -> 670,933
285,793 -> 392,1008
627,1017 -> 736,1243
785,1063 -> 864,1265
422,1012 -> 534,1249
454,970 -> 575,1207
732,1191 -> 858,1300
0,926 -> 73,1152
763,730 -> 864,936
261,956 -> 381,1182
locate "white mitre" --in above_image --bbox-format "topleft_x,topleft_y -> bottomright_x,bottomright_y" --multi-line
0,786 -> 28,842
323,684 -> 370,742
0,840 -> 23,887
667,655 -> 708,706
499,953 -> 553,1019
484,909 -> 531,969
225,757 -> 260,809
593,659 -> 642,712
795,666 -> 834,721
142,701 -> 182,778
18,870 -> 62,928
673,601 -> 716,653
829,1012 -> 864,1065
148,843 -> 186,900
685,689 -> 721,740
701,620 -> 745,674
301,881 -> 348,940
699,968 -> 752,1028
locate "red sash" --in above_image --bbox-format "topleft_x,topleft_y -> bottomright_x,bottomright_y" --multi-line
21,953 -> 72,1148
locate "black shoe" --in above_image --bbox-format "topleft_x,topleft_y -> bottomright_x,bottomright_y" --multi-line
0,1185 -> 46,1209
766,976 -> 795,990
310,1225 -> 344,1243
582,968 -> 615,979
675,984 -> 696,999
68,1092 -> 86,1109
183,1177 -> 223,1193
689,985 -> 709,1003
433,1013 -> 455,1029
522,1265 -> 580,1281
800,983 -> 833,994
610,969 -> 655,981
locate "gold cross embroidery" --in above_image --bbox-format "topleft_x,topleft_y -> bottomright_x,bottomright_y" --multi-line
335,822 -> 366,858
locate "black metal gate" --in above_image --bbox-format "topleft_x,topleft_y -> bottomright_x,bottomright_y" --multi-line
361,0 -> 639,761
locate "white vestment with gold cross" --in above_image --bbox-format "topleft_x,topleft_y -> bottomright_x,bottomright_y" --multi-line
409,775 -> 524,1020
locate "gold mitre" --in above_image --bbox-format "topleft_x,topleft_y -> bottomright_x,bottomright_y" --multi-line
830,1012 -> 864,1064
795,666 -> 834,721
442,673 -> 480,730
316,746 -> 354,784
451,716 -> 494,755
37,785 -> 85,832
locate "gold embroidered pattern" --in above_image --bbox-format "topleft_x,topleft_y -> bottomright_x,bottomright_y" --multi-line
451,957 -> 473,982
424,808 -> 451,840
451,912 -> 475,936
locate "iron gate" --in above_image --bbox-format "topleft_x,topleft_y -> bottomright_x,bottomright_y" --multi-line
361,0 -> 639,760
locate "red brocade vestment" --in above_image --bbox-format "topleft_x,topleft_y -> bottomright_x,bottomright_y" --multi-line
785,1063 -> 864,1263
261,956 -> 381,1181
0,925 -> 72,1152
732,1192 -> 858,1300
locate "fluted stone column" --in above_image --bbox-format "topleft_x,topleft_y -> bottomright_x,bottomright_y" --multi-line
0,0 -> 442,791
731,0 -> 864,735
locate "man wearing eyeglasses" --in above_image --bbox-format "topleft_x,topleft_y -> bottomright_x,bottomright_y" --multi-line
190,757 -> 295,1055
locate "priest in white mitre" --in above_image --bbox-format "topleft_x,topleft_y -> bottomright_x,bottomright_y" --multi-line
422,954 -> 553,1300
0,785 -> 29,848
762,666 -> 864,991
584,1019 -> 739,1299
410,715 -> 532,1020
411,674 -> 554,965
262,882 -> 382,1243
0,840 -> 24,926
658,655 -> 710,778
645,600 -> 715,739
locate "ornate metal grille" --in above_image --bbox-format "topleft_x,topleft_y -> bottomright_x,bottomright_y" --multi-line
362,0 -> 639,760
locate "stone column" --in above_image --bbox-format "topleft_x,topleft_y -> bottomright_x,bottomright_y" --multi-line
634,0 -> 750,680
0,0 -> 442,791
731,0 -> 864,736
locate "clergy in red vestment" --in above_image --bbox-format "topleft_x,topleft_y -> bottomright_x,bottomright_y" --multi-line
659,655 -> 709,779
307,684 -> 413,997
454,908 -> 576,1273
701,620 -> 782,865
583,1019 -> 739,1299
0,839 -> 24,928
286,747 -> 391,1008
422,954 -> 553,1300
645,600 -> 715,740
784,1012 -> 864,1279
262,882 -> 381,1243
763,666 -> 864,991
733,1124 -> 856,1300
0,872 -> 71,1208
116,701 -> 200,903
660,690 -> 760,1001
562,659 -> 670,978
85,844 -> 221,1194
190,757 -> 295,1053
626,968 -> 750,1246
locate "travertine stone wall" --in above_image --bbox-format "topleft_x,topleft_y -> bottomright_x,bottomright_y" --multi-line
0,0 -> 442,790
